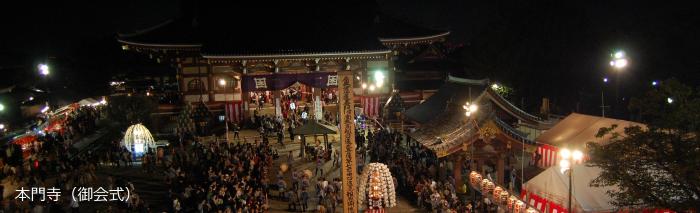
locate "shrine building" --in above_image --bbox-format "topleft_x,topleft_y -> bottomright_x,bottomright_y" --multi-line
116,1 -> 449,124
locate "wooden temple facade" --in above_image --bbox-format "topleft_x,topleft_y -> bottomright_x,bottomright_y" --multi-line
116,2 -> 449,124
404,76 -> 556,188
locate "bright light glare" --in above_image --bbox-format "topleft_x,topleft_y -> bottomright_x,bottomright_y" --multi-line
40,106 -> 50,113
361,83 -> 367,89
134,143 -> 145,154
667,97 -> 674,104
610,58 -> 628,69
491,83 -> 499,90
29,96 -> 34,101
374,71 -> 385,87
560,148 -> 571,159
218,78 -> 226,86
572,150 -> 583,161
0,124 -> 5,130
469,104 -> 478,113
652,81 -> 658,86
603,77 -> 608,83
614,51 -> 625,59
0,103 -> 4,111
465,111 -> 471,117
38,64 -> 49,75
369,85 -> 376,91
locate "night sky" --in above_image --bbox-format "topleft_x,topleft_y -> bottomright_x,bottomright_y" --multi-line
2,0 -> 700,118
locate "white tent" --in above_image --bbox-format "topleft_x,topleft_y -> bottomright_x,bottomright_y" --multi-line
524,164 -> 618,212
78,98 -> 99,106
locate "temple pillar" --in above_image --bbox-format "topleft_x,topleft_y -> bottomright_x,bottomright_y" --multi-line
242,89 -> 249,119
497,154 -> 506,185
454,155 -> 463,189
313,87 -> 322,120
274,90 -> 282,118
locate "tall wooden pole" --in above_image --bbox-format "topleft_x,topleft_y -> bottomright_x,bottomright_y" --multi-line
338,70 -> 358,213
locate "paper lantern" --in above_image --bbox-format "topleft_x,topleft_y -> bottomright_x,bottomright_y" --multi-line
470,171 -> 478,185
515,200 -> 525,213
508,196 -> 517,209
493,186 -> 503,199
486,182 -> 495,195
500,191 -> 510,204
481,179 -> 490,192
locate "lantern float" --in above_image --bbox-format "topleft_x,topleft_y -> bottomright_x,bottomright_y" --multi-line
122,123 -> 155,156
358,163 -> 397,213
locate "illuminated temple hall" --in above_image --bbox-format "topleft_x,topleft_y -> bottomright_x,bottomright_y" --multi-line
116,1 -> 450,127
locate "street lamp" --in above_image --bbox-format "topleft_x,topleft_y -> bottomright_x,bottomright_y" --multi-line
559,148 -> 583,213
601,77 -> 610,117
608,50 -> 628,117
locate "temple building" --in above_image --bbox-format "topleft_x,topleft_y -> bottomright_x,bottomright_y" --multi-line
117,2 -> 449,131
403,75 -> 558,190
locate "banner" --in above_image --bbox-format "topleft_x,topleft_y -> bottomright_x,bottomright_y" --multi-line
361,96 -> 381,118
338,71 -> 357,213
242,72 -> 338,91
314,96 -> 323,120
224,101 -> 243,124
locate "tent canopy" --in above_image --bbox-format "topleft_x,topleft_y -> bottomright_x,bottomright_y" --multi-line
293,120 -> 337,135
524,164 -> 618,212
536,113 -> 646,150
78,98 -> 99,106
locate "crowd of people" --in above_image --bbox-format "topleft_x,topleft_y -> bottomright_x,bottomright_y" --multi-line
165,138 -> 275,212
1,105 -> 154,212
366,128 -> 504,212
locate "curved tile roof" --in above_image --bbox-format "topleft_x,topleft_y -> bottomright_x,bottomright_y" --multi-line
117,1 -> 448,56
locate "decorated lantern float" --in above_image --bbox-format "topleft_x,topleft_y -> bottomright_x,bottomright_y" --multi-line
122,123 -> 156,156
358,163 -> 397,213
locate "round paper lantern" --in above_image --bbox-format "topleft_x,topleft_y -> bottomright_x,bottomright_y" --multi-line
481,179 -> 490,192
486,182 -> 495,195
500,191 -> 510,204
508,196 -> 517,209
515,201 -> 526,213
279,163 -> 289,173
470,171 -> 478,185
493,186 -> 503,199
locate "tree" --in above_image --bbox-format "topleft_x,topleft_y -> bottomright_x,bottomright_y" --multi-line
105,95 -> 157,128
587,79 -> 700,211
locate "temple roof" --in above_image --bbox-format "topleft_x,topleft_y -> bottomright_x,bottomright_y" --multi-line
404,76 -> 489,123
374,15 -> 450,41
292,120 -> 338,135
117,1 -> 448,57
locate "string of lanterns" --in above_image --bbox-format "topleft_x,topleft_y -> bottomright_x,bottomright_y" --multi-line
469,171 -> 539,213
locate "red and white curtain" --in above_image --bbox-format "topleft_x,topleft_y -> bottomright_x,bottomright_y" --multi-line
225,101 -> 244,124
536,144 -> 560,168
361,96 -> 381,118
535,144 -> 587,168
548,201 -> 567,213
529,193 -> 547,212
